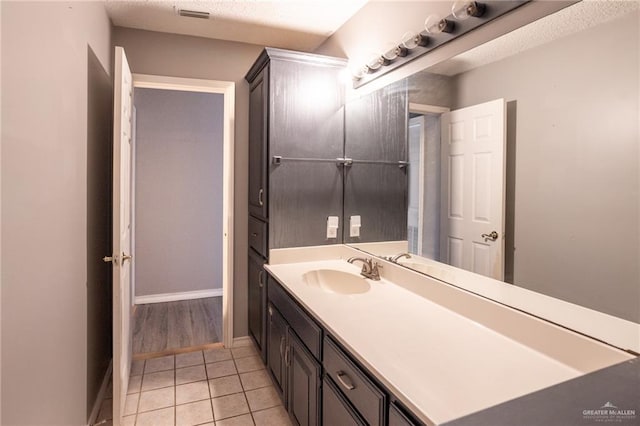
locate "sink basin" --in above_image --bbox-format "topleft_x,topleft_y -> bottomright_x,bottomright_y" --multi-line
303,269 -> 370,295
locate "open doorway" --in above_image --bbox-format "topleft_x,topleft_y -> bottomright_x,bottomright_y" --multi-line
130,75 -> 235,357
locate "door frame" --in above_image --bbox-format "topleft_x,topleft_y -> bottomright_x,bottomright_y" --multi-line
131,74 -> 236,348
408,103 -> 450,256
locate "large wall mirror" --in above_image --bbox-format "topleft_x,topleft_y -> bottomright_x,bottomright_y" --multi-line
344,1 -> 639,345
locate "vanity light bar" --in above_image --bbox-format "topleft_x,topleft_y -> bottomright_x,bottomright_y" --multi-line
353,0 -> 529,88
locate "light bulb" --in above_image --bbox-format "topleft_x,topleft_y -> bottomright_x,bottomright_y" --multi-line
424,14 -> 454,34
452,1 -> 486,20
365,53 -> 383,72
381,42 -> 399,62
401,31 -> 429,50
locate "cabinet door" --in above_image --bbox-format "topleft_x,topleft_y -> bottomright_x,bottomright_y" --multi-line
248,249 -> 266,360
267,303 -> 288,400
322,376 -> 366,426
248,67 -> 268,219
286,330 -> 321,426
389,401 -> 419,426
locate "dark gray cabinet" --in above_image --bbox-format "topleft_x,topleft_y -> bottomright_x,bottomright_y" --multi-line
287,330 -> 321,426
245,48 -> 347,250
267,277 -> 322,425
245,48 -> 346,363
323,336 -> 386,426
248,249 -> 266,361
389,401 -> 420,426
323,376 -> 366,426
267,303 -> 288,398
248,66 -> 268,220
343,79 -> 409,244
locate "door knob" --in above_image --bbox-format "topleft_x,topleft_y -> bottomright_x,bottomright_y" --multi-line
122,253 -> 132,264
481,231 -> 499,241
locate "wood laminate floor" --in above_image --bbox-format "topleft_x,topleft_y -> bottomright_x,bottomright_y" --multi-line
133,297 -> 223,355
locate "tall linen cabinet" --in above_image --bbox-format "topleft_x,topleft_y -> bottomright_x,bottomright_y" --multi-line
244,48 -> 347,359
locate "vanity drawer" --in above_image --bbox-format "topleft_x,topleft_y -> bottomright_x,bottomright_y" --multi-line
248,215 -> 267,257
323,375 -> 366,426
267,276 -> 322,360
323,336 -> 386,426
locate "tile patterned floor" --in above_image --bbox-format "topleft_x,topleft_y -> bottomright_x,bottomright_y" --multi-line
97,343 -> 292,426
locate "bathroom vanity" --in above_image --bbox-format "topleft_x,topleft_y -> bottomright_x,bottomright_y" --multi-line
261,245 -> 634,426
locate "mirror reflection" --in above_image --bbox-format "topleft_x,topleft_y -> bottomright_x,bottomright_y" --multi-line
346,1 -> 639,324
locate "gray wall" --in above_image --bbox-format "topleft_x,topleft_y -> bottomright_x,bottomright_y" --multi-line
113,27 -> 264,336
134,88 -> 224,296
1,1 -> 112,424
453,12 -> 639,322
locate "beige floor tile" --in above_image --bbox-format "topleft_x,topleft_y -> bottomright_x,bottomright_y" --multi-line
231,346 -> 258,360
209,375 -> 243,398
206,360 -> 238,379
212,393 -> 250,420
176,380 -> 210,405
245,386 -> 281,412
124,392 -> 139,416
141,370 -> 175,391
122,415 -> 136,426
145,355 -> 175,373
136,406 -> 175,426
138,386 -> 175,412
131,359 -> 145,376
128,374 -> 142,394
239,370 -> 272,391
234,356 -> 264,374
204,348 -> 232,363
176,399 -> 214,426
215,413 -> 255,426
97,398 -> 113,421
176,351 -> 204,369
176,365 -> 207,385
252,405 -> 292,426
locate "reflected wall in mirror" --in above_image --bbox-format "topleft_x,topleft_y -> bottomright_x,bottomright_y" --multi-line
346,1 -> 639,324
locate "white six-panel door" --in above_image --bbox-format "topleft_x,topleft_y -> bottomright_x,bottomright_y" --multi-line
440,99 -> 506,280
111,46 -> 133,425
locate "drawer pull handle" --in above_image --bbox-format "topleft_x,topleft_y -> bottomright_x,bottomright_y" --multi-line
258,270 -> 264,288
336,371 -> 356,391
258,188 -> 264,206
252,232 -> 258,237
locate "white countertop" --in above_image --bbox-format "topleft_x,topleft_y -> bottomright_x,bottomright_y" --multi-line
265,248 -> 633,425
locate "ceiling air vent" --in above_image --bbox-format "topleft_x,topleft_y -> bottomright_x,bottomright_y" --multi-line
178,9 -> 210,19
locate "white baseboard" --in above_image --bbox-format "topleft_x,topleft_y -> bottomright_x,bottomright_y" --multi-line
135,288 -> 223,305
88,360 -> 112,426
232,336 -> 253,348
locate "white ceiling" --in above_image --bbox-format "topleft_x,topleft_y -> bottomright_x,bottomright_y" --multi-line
105,0 -> 369,51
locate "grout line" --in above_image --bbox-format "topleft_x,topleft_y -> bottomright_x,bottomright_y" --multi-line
230,350 -> 257,426
203,349 -> 217,423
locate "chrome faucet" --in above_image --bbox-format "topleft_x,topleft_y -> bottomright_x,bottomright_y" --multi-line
347,257 -> 382,280
389,253 -> 411,263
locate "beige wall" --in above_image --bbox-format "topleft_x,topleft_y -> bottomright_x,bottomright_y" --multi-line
1,1 -> 112,424
113,27 -> 265,337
